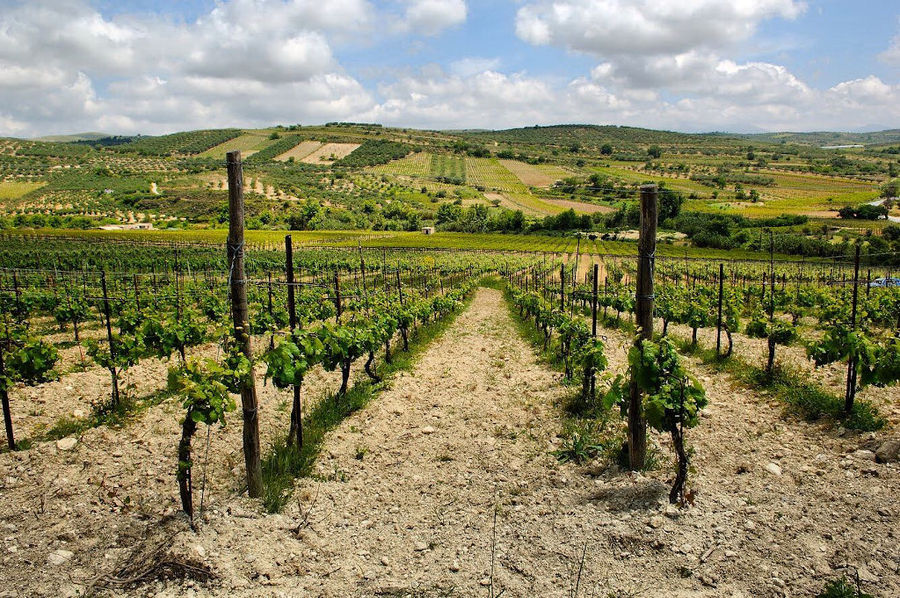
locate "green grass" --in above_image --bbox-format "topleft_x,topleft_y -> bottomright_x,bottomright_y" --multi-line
260,291 -> 475,512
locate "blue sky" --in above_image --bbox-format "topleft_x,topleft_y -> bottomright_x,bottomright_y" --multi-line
1,1 -> 898,136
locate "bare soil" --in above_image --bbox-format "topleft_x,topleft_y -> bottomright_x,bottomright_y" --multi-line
1,289 -> 897,597
276,141 -> 322,163
300,144 -> 361,166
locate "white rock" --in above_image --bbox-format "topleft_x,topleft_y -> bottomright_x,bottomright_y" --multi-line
449,561 -> 460,572
72,409 -> 86,418
852,450 -> 876,461
194,545 -> 206,558
421,426 -> 436,435
56,438 -> 78,451
765,463 -> 782,476
414,541 -> 428,552
649,516 -> 664,529
744,520 -> 757,531
857,566 -> 879,583
47,549 -> 73,565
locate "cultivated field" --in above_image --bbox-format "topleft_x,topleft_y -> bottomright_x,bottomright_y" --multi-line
300,143 -> 361,165
275,141 -> 322,162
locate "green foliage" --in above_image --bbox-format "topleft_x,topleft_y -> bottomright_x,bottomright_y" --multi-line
263,331 -> 324,389
628,338 -> 707,432
552,422 -> 606,464
54,295 -> 90,329
141,308 -> 206,359
221,334 -> 253,394
168,359 -> 236,426
1,336 -> 59,389
817,577 -> 873,598
334,140 -> 411,167
745,313 -> 796,345
113,129 -> 242,156
84,332 -> 143,373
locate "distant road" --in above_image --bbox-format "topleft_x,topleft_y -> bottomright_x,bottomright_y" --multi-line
868,198 -> 900,223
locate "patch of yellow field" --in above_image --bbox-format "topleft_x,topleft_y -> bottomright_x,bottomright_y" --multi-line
0,181 -> 45,200
499,159 -> 570,188
300,143 -> 361,165
544,199 -> 615,214
199,133 -> 276,159
275,140 -> 322,162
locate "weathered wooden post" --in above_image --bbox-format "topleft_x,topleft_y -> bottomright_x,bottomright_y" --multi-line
0,337 -> 13,450
716,263 -> 724,357
226,150 -> 263,499
285,235 -> 302,448
628,184 -> 657,470
845,244 -> 861,414
334,271 -> 342,322
100,270 -> 119,407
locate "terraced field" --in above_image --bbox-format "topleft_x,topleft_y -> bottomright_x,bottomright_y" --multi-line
199,133 -> 280,159
430,154 -> 467,182
300,143 -> 361,165
499,159 -> 571,187
274,141 -> 322,162
370,151 -> 431,177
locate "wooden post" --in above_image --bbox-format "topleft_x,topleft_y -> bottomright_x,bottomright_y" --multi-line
628,184 -> 657,471
0,336 -> 14,450
590,263 -> 599,399
226,150 -> 263,499
591,264 -> 599,338
334,271 -> 342,322
845,244 -> 861,414
358,243 -> 370,313
285,235 -> 302,448
133,274 -> 141,311
100,270 -> 119,408
716,263 -> 724,357
559,264 -> 565,309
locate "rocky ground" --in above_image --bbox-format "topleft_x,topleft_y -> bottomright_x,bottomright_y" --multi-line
1,288 -> 898,597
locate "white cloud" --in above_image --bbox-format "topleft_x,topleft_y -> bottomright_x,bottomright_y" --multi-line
449,57 -> 502,77
515,0 -> 805,56
398,0 -> 467,36
0,0 -> 896,137
0,0 -> 377,136
879,33 -> 900,66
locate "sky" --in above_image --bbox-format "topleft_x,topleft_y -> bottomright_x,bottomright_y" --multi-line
1,0 -> 898,137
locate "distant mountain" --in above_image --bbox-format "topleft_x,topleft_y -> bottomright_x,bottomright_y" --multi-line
724,129 -> 900,147
34,132 -> 114,143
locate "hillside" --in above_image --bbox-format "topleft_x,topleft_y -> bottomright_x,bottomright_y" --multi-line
0,122 -> 897,263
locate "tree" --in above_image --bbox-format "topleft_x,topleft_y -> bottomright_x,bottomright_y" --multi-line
880,179 -> 899,198
647,145 -> 662,159
659,188 -> 684,222
600,143 -> 613,155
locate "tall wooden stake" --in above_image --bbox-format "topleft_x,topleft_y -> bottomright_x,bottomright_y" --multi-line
285,235 -> 302,448
716,263 -> 724,356
628,184 -> 657,471
226,150 -> 263,499
0,335 -> 13,450
100,271 -> 119,408
845,244 -> 861,414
